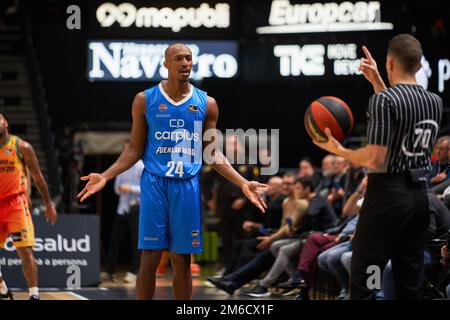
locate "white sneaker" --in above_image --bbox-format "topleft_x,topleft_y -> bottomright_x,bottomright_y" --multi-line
203,281 -> 217,288
213,268 -> 225,278
281,288 -> 299,296
246,286 -> 272,298
123,272 -> 137,283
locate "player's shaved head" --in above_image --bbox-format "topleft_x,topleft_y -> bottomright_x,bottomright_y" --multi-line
163,43 -> 193,82
164,43 -> 192,61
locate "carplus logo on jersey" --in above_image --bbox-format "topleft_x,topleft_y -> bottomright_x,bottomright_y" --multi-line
155,131 -> 200,143
96,2 -> 230,32
257,0 -> 394,34
155,117 -> 201,144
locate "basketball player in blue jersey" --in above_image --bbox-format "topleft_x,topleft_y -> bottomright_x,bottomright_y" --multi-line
77,43 -> 267,300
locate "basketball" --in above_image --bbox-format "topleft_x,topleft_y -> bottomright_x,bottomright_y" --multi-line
304,96 -> 354,143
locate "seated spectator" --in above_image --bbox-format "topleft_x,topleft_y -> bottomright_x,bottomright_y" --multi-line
298,158 -> 321,188
225,175 -> 287,274
341,163 -> 366,205
428,136 -> 450,188
317,176 -> 367,299
341,192 -> 450,300
278,177 -> 367,300
242,176 -> 286,236
246,175 -> 341,297
253,174 -> 309,252
429,137 -> 450,196
207,176 -> 338,296
316,154 -> 336,198
327,157 -> 349,216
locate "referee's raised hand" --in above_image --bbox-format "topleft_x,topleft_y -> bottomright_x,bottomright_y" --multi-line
359,46 -> 387,93
359,46 -> 379,81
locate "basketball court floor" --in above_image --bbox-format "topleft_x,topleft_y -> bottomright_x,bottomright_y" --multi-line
8,269 -> 298,300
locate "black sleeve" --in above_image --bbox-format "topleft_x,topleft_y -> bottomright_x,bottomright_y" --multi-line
366,93 -> 394,147
426,194 -> 439,240
307,198 -> 321,216
427,212 -> 437,242
262,197 -> 284,230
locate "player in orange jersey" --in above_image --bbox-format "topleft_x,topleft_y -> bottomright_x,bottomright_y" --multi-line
0,112 -> 57,300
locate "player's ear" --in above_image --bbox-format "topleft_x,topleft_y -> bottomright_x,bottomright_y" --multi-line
163,60 -> 169,69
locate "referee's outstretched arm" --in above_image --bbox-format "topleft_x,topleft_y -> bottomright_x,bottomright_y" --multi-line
313,128 -> 387,170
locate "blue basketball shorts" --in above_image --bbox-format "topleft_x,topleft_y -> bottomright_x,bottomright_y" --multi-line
138,170 -> 202,254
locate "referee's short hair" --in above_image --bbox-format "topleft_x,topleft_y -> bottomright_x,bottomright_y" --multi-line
388,34 -> 423,75
296,176 -> 316,191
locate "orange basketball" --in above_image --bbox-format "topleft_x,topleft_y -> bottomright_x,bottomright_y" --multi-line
304,96 -> 353,143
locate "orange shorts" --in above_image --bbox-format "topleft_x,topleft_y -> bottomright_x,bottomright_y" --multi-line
0,194 -> 35,248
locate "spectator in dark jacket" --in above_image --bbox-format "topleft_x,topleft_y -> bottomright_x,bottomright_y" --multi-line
207,177 -> 338,296
225,175 -> 287,274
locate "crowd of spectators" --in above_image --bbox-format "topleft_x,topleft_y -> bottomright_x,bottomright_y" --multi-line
204,137 -> 450,300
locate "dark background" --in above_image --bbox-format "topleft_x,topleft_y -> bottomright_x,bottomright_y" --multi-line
17,0 -> 450,266
24,0 -> 450,256
28,0 -> 450,167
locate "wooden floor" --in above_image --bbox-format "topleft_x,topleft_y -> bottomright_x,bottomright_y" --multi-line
7,265 -> 303,300
9,287 -> 298,300
9,274 -> 298,300
10,291 -> 87,300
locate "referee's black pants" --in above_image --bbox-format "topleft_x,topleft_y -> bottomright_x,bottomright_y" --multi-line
350,173 -> 429,300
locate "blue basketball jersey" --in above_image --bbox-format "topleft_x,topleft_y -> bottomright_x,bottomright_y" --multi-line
143,82 -> 207,179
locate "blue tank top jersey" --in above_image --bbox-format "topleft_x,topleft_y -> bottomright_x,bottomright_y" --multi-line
143,82 -> 207,179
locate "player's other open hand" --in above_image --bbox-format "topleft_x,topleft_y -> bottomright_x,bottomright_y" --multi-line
45,203 -> 57,225
77,173 -> 107,202
242,181 -> 268,213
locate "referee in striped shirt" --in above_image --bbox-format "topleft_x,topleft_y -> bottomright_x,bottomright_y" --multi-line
314,34 -> 443,299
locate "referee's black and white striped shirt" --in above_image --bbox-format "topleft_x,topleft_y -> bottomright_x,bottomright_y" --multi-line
367,84 -> 443,174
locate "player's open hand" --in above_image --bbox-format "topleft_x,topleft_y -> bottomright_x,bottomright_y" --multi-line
45,203 -> 57,225
77,173 -> 107,202
313,128 -> 343,155
359,46 -> 380,84
242,181 -> 268,213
